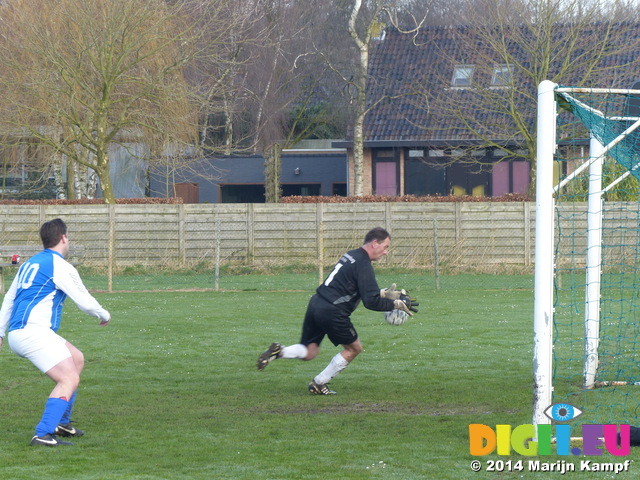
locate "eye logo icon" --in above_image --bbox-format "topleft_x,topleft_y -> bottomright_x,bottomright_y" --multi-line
544,403 -> 583,422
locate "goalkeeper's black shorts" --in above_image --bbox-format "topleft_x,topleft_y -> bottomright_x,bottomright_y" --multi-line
300,294 -> 358,347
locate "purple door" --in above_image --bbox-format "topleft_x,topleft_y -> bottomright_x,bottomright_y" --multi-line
375,162 -> 397,195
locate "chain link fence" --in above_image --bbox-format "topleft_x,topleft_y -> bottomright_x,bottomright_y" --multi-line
0,202 -> 536,293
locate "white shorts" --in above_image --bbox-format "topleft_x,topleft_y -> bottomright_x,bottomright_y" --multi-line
8,327 -> 71,373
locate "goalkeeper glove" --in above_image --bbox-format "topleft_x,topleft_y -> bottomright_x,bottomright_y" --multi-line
396,291 -> 419,314
380,283 -> 402,300
393,299 -> 413,316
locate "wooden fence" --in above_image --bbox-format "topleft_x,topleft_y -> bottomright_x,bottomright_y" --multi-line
0,202 -> 537,274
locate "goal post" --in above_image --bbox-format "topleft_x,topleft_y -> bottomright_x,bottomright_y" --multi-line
583,137 -> 603,391
533,80 -> 640,427
532,80 -> 556,427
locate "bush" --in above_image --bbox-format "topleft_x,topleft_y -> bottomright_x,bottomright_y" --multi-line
0,198 -> 183,205
280,193 -> 529,203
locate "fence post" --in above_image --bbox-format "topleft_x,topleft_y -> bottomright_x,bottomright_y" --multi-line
317,203 -> 324,285
108,205 -> 115,293
433,219 -> 440,291
214,218 -> 221,291
247,203 -> 254,266
455,202 -> 462,244
38,204 -> 46,226
178,204 -> 186,267
524,202 -> 531,266
384,202 -> 392,264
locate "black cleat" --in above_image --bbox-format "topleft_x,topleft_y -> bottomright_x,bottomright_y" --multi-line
55,423 -> 84,437
308,380 -> 336,395
30,434 -> 73,447
257,342 -> 283,371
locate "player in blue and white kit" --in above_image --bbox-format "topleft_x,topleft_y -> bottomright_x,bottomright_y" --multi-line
0,218 -> 111,447
257,227 -> 413,394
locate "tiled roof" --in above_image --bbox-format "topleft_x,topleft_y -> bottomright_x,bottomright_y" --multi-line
363,23 -> 640,145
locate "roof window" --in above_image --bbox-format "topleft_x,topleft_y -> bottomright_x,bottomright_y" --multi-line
491,64 -> 512,86
452,65 -> 474,87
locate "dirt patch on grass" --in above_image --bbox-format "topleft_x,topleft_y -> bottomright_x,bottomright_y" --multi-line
263,403 -> 506,416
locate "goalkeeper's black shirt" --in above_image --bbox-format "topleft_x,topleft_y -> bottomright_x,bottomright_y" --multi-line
315,247 -> 395,314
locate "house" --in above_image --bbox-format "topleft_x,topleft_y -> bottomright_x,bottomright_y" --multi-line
334,23 -> 640,197
148,146 -> 347,203
5,23 -> 639,202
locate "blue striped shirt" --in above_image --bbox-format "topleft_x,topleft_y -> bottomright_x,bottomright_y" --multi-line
0,249 -> 109,336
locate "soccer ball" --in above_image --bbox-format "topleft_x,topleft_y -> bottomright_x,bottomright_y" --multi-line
384,309 -> 409,326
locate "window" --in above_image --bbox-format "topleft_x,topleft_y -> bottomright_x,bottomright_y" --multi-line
220,184 -> 265,203
281,184 -> 321,197
452,65 -> 474,87
491,64 -> 512,86
332,183 -> 347,196
404,157 -> 446,196
492,161 -> 530,196
448,161 -> 490,197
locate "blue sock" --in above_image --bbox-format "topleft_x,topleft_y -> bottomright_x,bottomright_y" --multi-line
35,397 -> 69,437
60,391 -> 77,425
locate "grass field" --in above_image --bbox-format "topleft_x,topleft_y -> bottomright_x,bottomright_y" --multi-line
1,274 -> 639,479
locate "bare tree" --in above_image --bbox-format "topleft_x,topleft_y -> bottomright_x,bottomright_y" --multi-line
0,0 -> 238,203
191,2 -> 262,157
231,0 -> 345,202
419,0 -> 640,193
325,0 -> 426,196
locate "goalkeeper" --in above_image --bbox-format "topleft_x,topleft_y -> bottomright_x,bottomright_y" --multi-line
257,227 -> 417,395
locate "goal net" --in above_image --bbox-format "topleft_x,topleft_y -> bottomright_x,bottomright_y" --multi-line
533,81 -> 640,427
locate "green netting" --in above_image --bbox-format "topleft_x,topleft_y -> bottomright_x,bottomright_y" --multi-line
557,85 -> 640,180
551,86 -> 640,424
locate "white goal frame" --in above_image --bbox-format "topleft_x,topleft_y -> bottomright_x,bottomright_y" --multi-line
532,80 -> 640,426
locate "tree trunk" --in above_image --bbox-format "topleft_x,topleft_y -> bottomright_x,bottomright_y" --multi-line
352,63 -> 367,196
348,0 -> 370,197
95,147 -> 115,204
53,152 -> 66,199
223,93 -> 233,156
66,158 -> 76,200
74,159 -> 88,199
264,143 -> 281,203
87,169 -> 98,199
